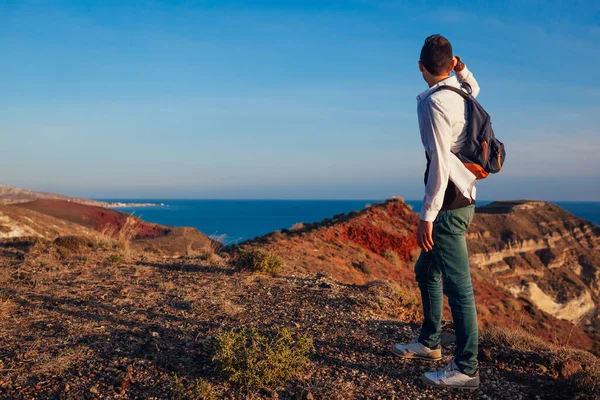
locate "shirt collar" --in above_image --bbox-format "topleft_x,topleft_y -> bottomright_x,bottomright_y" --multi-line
416,75 -> 461,102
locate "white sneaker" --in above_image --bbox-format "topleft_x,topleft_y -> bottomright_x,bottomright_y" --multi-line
392,338 -> 442,361
421,360 -> 480,390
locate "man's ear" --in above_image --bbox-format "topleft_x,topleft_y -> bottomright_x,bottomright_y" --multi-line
418,61 -> 424,72
449,57 -> 457,72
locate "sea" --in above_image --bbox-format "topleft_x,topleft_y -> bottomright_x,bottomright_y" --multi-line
99,199 -> 600,244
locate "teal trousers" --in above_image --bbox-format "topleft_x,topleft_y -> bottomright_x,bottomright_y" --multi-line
415,204 -> 478,375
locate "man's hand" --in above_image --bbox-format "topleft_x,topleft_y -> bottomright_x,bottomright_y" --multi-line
453,55 -> 465,72
417,220 -> 434,252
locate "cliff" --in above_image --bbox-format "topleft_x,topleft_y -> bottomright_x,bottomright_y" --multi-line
469,201 -> 600,328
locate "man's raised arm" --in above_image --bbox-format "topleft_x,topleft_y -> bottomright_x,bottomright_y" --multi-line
454,56 -> 480,98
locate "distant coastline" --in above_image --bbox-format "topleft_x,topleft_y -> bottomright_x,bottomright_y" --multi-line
0,185 -> 164,210
102,201 -> 164,208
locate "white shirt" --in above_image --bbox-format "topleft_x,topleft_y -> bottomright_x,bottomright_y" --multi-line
416,66 -> 481,222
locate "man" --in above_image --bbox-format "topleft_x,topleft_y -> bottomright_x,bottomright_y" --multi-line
392,34 -> 480,390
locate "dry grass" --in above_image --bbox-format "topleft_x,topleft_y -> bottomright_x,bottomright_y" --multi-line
105,253 -> 125,265
502,297 -> 522,311
118,214 -> 141,254
482,324 -> 600,394
96,224 -> 117,248
53,236 -> 92,252
203,297 -> 244,317
158,280 -> 177,292
290,223 -> 305,232
0,296 -> 16,319
354,261 -> 371,274
382,250 -> 400,265
201,233 -> 226,262
31,346 -> 92,376
571,356 -> 600,393
185,239 -> 196,257
134,265 -> 153,277
481,324 -> 552,353
0,268 -> 12,284
21,239 -> 74,269
359,280 -> 420,320
220,299 -> 243,316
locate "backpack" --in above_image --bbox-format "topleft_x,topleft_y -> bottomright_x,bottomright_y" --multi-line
434,84 -> 506,179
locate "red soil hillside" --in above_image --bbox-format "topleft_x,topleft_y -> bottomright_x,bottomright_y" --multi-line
238,198 -> 599,352
7,199 -> 212,255
240,198 -> 420,285
11,199 -> 169,239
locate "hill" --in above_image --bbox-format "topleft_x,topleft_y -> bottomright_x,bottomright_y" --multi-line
1,199 -> 212,256
237,198 -> 600,353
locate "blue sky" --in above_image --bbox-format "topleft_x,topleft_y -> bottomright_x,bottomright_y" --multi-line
1,0 -> 599,200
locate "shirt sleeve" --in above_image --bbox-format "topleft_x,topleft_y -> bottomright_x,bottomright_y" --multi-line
419,98 -> 453,222
456,65 -> 480,98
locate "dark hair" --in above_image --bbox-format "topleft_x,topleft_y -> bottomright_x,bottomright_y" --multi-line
420,34 -> 453,76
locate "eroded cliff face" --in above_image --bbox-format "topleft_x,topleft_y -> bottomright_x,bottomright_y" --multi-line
468,201 -> 600,327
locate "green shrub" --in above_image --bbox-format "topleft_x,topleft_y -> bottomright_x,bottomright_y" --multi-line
235,249 -> 284,274
105,254 -> 125,265
213,327 -> 313,388
171,375 -> 217,400
54,236 -> 92,252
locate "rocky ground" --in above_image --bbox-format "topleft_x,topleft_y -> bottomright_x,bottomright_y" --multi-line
0,239 -> 598,399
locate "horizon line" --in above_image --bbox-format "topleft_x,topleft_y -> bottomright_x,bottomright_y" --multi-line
95,198 -> 600,203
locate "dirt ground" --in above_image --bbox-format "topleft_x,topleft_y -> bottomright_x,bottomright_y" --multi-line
0,239 -> 597,399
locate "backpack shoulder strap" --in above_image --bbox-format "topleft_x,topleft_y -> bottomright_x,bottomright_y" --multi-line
434,85 -> 471,99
